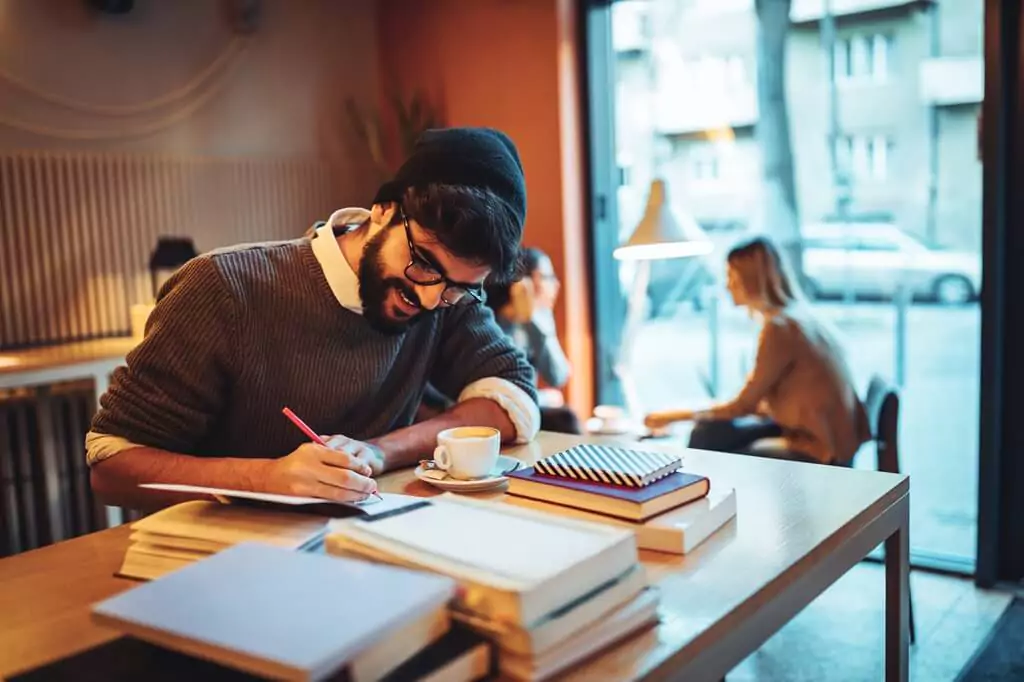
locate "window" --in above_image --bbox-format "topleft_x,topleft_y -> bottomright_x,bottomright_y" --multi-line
837,135 -> 892,180
834,34 -> 891,83
680,55 -> 749,91
692,156 -> 720,181
591,0 -> 984,573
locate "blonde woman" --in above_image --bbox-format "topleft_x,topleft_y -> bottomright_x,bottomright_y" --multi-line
644,236 -> 869,465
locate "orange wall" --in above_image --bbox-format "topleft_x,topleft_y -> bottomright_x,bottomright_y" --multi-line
376,0 -> 595,416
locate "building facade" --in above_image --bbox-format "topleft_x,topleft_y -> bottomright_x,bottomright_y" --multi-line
612,0 -> 983,253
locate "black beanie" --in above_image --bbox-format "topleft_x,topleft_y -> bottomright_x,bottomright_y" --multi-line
372,127 -> 527,232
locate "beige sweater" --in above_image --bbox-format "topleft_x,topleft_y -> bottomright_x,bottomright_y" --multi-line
706,306 -> 869,464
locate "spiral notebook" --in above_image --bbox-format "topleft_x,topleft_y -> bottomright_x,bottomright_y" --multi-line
533,444 -> 682,488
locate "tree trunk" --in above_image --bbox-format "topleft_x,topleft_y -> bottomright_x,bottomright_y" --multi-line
755,0 -> 803,277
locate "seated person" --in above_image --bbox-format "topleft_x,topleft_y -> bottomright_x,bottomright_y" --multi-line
86,128 -> 540,510
644,236 -> 869,465
486,247 -> 582,435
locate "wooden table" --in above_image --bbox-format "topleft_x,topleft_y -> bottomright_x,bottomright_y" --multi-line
0,338 -> 137,397
0,432 -> 910,682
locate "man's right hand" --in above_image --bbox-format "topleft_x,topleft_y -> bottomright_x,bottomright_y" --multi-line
261,443 -> 377,502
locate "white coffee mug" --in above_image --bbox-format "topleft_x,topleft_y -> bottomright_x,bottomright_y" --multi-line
433,426 -> 500,480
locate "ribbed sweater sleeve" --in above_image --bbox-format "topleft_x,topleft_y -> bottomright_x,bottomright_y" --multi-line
91,257 -> 236,453
430,303 -> 537,403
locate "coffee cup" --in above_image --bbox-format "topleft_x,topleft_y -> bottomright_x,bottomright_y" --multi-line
433,426 -> 500,480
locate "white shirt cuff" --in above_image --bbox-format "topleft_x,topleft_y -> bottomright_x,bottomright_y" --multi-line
85,430 -> 144,467
458,377 -> 540,444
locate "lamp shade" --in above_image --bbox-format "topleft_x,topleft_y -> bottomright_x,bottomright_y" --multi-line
613,179 -> 713,261
149,236 -> 198,297
149,236 -> 198,271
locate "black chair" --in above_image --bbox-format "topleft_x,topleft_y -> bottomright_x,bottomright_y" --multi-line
862,375 -> 916,645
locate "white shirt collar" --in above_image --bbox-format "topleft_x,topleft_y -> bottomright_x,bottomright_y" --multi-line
310,207 -> 368,314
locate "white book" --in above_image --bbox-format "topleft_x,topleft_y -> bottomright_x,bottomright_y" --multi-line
453,564 -> 648,658
502,487 -> 737,555
326,493 -> 638,628
498,589 -> 661,681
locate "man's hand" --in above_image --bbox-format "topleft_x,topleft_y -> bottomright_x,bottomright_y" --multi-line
323,434 -> 387,476
261,442 -> 378,502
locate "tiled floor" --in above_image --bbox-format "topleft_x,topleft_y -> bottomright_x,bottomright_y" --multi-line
726,562 -> 1012,682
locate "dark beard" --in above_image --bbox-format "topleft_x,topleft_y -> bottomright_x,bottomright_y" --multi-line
358,230 -> 427,335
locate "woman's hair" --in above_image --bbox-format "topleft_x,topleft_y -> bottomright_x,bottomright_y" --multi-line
726,236 -> 802,309
484,246 -> 548,311
519,247 -> 545,275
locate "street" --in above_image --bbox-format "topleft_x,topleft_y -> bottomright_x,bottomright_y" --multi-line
630,299 -> 981,562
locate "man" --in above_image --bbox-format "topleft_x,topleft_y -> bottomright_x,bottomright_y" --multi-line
88,127 -> 540,509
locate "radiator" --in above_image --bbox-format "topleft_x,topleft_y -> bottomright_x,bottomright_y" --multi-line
0,381 -> 108,557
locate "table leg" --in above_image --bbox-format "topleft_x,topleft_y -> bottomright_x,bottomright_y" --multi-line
90,372 -> 124,529
35,387 -> 67,544
884,498 -> 910,682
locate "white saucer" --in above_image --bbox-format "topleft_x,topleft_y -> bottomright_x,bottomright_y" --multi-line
413,455 -> 522,493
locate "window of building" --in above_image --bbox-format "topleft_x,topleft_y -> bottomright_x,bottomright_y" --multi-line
837,134 -> 892,180
692,156 -> 719,181
834,34 -> 891,83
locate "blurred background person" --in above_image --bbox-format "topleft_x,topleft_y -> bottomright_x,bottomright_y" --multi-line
644,236 -> 868,465
487,247 -> 582,434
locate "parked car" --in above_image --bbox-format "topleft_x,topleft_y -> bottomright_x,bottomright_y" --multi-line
800,223 -> 981,305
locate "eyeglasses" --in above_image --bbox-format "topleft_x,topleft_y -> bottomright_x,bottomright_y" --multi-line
400,207 -> 485,307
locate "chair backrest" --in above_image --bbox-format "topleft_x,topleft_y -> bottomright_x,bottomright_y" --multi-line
864,375 -> 901,474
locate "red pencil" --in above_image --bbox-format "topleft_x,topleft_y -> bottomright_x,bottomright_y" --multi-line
281,406 -> 382,501
282,406 -> 327,446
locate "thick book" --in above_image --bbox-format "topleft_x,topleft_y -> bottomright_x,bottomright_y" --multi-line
326,493 -> 638,629
498,589 -> 660,681
93,543 -> 457,682
117,494 -> 427,581
116,500 -> 331,580
504,487 -> 738,555
453,564 -> 648,658
533,444 -> 681,487
381,622 -> 493,682
507,467 -> 710,521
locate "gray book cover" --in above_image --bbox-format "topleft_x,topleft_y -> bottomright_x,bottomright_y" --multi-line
93,543 -> 455,681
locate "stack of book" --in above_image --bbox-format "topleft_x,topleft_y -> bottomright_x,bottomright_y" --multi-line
91,543 -> 491,681
326,494 -> 658,681
505,444 -> 737,555
117,500 -> 330,580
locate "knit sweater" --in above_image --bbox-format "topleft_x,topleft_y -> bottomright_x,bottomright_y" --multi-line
90,239 -> 536,459
705,306 -> 869,464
